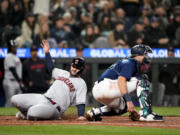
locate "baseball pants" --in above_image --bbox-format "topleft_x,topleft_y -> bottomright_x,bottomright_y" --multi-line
3,79 -> 21,107
92,77 -> 138,108
11,94 -> 60,120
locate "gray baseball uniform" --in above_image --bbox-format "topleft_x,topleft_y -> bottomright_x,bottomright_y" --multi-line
11,67 -> 87,120
3,52 -> 22,106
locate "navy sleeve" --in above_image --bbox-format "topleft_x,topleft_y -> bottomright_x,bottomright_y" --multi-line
9,67 -> 21,82
76,104 -> 85,117
45,52 -> 54,73
116,60 -> 135,80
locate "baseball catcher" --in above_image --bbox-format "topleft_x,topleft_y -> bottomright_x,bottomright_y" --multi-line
85,44 -> 163,122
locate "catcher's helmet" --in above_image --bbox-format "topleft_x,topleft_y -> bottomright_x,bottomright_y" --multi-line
71,57 -> 85,75
131,44 -> 152,57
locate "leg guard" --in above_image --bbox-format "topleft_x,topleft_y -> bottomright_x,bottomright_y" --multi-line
137,76 -> 163,121
137,78 -> 152,117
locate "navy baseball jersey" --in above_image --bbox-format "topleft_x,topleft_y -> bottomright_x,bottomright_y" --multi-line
98,58 -> 140,82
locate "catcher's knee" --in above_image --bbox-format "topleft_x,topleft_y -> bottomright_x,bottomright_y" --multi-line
137,78 -> 150,97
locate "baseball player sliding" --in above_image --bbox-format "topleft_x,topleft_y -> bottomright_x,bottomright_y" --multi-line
11,40 -> 87,120
85,44 -> 163,122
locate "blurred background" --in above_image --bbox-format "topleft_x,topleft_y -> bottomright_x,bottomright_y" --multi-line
0,0 -> 180,107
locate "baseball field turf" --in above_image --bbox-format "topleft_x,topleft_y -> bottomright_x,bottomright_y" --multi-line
0,107 -> 180,135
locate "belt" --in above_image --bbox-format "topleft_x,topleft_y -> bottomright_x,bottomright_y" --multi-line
97,78 -> 104,83
44,96 -> 61,112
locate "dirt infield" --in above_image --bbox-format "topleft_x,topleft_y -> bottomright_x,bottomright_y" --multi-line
0,115 -> 180,129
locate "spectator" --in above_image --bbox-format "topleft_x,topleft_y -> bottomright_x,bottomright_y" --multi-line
49,0 -> 65,21
114,8 -> 133,32
15,12 -> 40,47
80,24 -> 98,48
154,5 -> 169,30
22,45 -> 51,93
96,0 -> 115,27
34,23 -> 57,48
92,24 -> 110,48
99,14 -> 113,36
37,14 -> 49,25
144,16 -> 169,48
127,18 -> 146,47
3,40 -> 23,107
9,1 -> 24,28
108,20 -> 128,48
166,12 -> 180,46
121,0 -> 141,23
63,12 -> 73,25
139,5 -> 151,28
74,12 -> 93,37
20,0 -> 34,16
140,5 -> 152,18
69,6 -> 78,22
51,17 -> 75,47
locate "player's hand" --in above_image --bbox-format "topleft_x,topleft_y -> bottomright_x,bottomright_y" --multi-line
41,40 -> 50,53
126,101 -> 135,112
77,116 -> 86,121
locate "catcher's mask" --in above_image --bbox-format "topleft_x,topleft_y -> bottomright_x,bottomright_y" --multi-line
71,57 -> 85,76
131,44 -> 152,64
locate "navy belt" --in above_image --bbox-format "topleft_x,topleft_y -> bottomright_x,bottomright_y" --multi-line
44,96 -> 61,112
97,78 -> 104,83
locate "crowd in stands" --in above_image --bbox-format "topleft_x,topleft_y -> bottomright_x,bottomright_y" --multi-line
0,0 -> 180,49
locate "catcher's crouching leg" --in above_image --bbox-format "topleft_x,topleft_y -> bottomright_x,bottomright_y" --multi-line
137,78 -> 163,121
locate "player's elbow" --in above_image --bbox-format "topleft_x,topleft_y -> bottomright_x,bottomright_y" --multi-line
118,76 -> 127,82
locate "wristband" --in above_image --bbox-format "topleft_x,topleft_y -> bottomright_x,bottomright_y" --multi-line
123,93 -> 132,102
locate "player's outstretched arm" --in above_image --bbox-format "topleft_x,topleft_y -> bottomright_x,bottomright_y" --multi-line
41,40 -> 54,73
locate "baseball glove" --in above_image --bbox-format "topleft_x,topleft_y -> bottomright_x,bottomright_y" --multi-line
129,110 -> 140,121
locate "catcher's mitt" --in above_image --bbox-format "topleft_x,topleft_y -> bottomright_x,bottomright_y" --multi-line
129,110 -> 140,121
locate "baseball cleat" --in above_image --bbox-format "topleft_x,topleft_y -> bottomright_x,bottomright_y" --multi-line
85,112 -> 94,121
85,108 -> 102,121
139,111 -> 163,121
16,111 -> 26,120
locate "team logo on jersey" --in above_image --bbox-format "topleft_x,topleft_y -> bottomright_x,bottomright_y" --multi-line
57,76 -> 75,92
75,59 -> 79,65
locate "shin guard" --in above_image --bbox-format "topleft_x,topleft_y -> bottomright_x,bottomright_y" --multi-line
137,79 -> 152,117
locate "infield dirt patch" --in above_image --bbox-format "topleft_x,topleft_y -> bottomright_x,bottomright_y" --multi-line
0,115 -> 180,129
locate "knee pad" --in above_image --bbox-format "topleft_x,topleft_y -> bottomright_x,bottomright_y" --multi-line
137,79 -> 150,97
